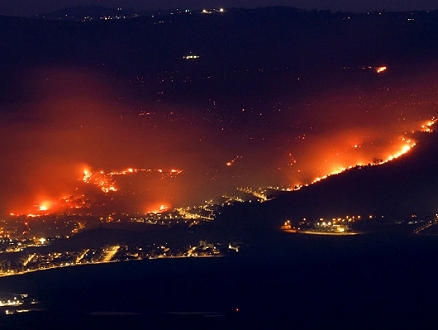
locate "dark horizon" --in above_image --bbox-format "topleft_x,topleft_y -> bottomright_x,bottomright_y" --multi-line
3,0 -> 438,17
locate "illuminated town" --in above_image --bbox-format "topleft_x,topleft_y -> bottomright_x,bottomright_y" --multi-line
0,118 -> 433,279
0,118 -> 434,278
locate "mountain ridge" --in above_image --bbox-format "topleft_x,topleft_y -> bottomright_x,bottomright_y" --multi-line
214,129 -> 438,233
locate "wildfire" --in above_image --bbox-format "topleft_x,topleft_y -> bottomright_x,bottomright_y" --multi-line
375,66 -> 387,74
226,156 -> 243,167
421,118 -> 437,133
147,203 -> 170,214
81,167 -> 184,193
82,168 -> 117,193
292,119 -> 435,190
9,198 -> 59,217
34,199 -> 57,214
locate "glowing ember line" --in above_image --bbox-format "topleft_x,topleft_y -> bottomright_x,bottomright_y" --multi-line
290,119 -> 435,191
375,66 -> 387,74
421,118 -> 437,133
82,167 -> 184,193
225,155 -> 243,167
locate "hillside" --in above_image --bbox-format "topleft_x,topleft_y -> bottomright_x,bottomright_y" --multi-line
215,129 -> 438,232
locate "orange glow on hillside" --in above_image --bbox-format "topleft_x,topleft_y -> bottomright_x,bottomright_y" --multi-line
421,118 -> 437,132
289,120 -> 432,190
38,204 -> 49,211
82,167 -> 117,193
3,65 -> 438,216
81,166 -> 184,193
146,203 -> 171,214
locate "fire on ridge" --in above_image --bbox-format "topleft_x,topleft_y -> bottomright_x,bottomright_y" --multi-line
289,119 -> 436,191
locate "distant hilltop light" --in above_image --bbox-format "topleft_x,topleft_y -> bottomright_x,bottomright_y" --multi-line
201,8 -> 225,14
183,55 -> 200,60
358,65 -> 388,73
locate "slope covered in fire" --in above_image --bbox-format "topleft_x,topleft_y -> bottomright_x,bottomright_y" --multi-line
215,129 -> 438,234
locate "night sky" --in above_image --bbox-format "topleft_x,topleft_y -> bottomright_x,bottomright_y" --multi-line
2,0 -> 438,16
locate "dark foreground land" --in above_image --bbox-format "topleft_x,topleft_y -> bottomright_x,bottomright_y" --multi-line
0,232 -> 437,329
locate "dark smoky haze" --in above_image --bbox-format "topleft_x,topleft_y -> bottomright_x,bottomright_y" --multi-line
1,10 -> 438,216
0,66 -> 227,214
1,62 -> 437,216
